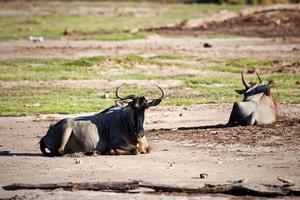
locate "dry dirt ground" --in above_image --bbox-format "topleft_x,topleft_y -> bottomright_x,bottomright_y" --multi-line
0,38 -> 300,199
0,36 -> 300,60
0,104 -> 299,199
1,5 -> 300,199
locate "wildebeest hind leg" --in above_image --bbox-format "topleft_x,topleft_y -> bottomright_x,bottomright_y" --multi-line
58,126 -> 73,155
107,145 -> 139,155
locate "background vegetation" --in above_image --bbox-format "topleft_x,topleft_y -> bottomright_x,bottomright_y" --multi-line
0,1 -> 298,116
0,56 -> 299,116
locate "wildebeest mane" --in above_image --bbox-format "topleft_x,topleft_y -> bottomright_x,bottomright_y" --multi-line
75,106 -> 138,151
95,105 -> 118,116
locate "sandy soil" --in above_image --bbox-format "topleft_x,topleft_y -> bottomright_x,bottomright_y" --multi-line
0,4 -> 300,199
0,36 -> 299,60
0,104 -> 299,199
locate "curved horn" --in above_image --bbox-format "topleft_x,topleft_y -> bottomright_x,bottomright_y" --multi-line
115,84 -> 125,100
148,85 -> 165,107
115,84 -> 137,100
241,72 -> 250,89
156,85 -> 165,100
255,70 -> 262,84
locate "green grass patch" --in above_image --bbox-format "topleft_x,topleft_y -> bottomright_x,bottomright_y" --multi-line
197,58 -> 274,73
0,87 -> 112,116
176,75 -> 240,86
0,86 -> 169,116
0,56 -> 299,116
150,55 -> 197,60
205,34 -> 240,39
85,32 -> 146,41
108,73 -> 165,81
0,56 -> 139,81
0,55 -> 189,81
225,58 -> 273,71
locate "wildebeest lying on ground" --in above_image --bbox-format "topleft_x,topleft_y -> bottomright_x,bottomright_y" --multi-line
227,71 -> 277,126
40,85 -> 165,156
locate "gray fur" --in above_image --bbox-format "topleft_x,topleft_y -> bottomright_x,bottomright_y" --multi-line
227,73 -> 277,126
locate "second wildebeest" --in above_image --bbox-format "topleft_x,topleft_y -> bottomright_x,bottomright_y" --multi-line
227,71 -> 277,126
40,85 -> 165,156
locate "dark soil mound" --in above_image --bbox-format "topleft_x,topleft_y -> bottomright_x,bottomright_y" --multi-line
148,5 -> 300,38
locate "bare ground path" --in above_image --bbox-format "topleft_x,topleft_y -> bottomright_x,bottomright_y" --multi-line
0,36 -> 299,60
1,3 -> 299,199
0,104 -> 299,199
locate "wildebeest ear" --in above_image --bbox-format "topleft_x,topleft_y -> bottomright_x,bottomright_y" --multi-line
148,99 -> 162,107
115,100 -> 126,108
235,89 -> 245,94
268,80 -> 275,87
266,80 -> 275,96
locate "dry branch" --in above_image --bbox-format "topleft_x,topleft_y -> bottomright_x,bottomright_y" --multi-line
2,181 -> 300,197
3,181 -> 139,192
139,182 -> 300,197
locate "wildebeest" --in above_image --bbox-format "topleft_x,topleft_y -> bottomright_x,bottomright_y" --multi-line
40,85 -> 165,156
227,71 -> 277,126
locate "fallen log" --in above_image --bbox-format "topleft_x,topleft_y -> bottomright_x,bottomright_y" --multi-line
139,182 -> 300,197
3,181 -> 139,192
2,181 -> 300,197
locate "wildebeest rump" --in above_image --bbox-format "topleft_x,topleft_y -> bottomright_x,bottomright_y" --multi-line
40,85 -> 165,156
227,71 -> 277,126
40,119 -> 99,156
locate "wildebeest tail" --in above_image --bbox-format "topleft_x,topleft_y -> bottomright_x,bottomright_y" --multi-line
40,137 -> 54,157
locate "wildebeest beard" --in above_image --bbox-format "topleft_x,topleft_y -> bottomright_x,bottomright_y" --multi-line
133,108 -> 145,138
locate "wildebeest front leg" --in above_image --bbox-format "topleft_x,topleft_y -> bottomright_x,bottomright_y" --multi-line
137,136 -> 151,154
227,102 -> 256,126
227,102 -> 240,126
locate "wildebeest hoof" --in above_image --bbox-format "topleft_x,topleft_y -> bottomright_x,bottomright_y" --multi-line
58,148 -> 64,155
130,147 -> 139,155
139,146 -> 152,154
146,146 -> 152,153
107,149 -> 117,155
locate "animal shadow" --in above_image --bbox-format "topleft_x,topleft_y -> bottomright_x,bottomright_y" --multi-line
0,150 -> 40,157
177,124 -> 227,130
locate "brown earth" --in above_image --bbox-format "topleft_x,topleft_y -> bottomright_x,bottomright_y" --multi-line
148,116 -> 300,148
148,5 -> 300,38
0,36 -> 299,60
0,104 -> 299,199
0,4 -> 300,200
